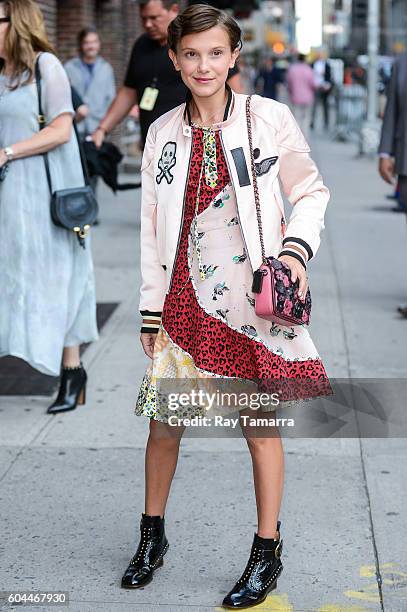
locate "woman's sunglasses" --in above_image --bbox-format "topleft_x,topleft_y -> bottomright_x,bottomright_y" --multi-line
0,17 -> 10,23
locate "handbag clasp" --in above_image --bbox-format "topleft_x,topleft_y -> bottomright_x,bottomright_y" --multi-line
252,267 -> 267,294
73,224 -> 90,239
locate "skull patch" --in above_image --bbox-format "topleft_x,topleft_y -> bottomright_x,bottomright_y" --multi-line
156,142 -> 177,184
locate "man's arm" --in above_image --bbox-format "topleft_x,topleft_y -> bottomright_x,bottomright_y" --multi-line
378,58 -> 399,184
106,63 -> 117,107
92,85 -> 137,146
379,58 -> 398,156
93,38 -> 141,144
325,62 -> 333,84
71,86 -> 89,123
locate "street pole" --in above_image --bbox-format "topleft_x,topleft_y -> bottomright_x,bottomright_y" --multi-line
359,0 -> 381,155
382,0 -> 392,55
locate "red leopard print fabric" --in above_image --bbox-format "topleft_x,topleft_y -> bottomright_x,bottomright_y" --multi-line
161,128 -> 332,401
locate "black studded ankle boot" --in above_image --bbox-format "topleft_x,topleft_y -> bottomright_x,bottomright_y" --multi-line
47,363 -> 87,414
222,520 -> 283,609
121,513 -> 169,589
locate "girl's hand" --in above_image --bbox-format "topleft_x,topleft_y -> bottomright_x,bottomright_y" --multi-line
278,255 -> 308,302
140,332 -> 157,359
0,150 -> 8,168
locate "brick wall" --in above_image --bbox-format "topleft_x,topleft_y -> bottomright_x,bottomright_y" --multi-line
34,0 -> 187,152
56,0 -> 97,63
95,0 -> 140,87
36,0 -> 142,85
37,0 -> 57,46
37,0 -> 187,82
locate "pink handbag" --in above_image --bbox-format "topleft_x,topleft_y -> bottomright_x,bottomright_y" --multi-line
246,96 -> 312,327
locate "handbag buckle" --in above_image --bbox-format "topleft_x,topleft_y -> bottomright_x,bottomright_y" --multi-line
73,224 -> 90,239
38,114 -> 46,125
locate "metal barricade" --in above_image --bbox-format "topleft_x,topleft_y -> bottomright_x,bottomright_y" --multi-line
119,118 -> 142,173
334,84 -> 367,142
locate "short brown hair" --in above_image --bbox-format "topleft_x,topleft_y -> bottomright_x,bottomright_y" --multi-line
0,0 -> 55,89
139,0 -> 179,10
78,26 -> 99,50
167,4 -> 242,53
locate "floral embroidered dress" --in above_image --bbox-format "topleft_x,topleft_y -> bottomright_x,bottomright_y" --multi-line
135,121 -> 331,423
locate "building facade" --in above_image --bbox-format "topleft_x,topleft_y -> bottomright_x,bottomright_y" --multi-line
384,0 -> 407,54
348,0 -> 405,56
37,0 -> 143,85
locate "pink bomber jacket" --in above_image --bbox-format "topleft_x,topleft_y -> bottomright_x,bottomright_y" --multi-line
139,92 -> 330,333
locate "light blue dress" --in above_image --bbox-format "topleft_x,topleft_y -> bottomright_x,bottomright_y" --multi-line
0,52 -> 99,376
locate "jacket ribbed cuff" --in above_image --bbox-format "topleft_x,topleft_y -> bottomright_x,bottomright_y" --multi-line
279,236 -> 313,268
140,310 -> 162,334
278,250 -> 307,269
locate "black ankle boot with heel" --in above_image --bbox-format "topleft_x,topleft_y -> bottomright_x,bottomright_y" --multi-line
47,363 -> 87,414
121,513 -> 169,589
222,520 -> 283,609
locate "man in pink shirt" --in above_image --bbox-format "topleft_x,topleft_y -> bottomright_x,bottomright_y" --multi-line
286,54 -> 316,138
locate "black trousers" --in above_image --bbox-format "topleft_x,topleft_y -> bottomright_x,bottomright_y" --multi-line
398,175 -> 407,206
311,90 -> 330,129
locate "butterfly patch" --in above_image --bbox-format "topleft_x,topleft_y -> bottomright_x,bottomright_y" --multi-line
216,309 -> 229,320
227,217 -> 239,227
246,292 -> 255,307
212,282 -> 230,301
241,325 -> 258,338
232,253 -> 247,264
201,264 -> 218,278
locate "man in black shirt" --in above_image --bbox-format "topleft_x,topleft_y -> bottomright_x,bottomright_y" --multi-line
93,0 -> 242,148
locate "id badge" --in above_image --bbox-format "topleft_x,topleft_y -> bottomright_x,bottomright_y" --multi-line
139,86 -> 159,111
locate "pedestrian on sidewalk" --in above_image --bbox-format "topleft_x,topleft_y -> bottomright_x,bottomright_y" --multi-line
65,26 -> 116,197
121,4 -> 331,609
255,56 -> 284,101
65,27 -> 116,140
0,0 -> 98,411
310,50 -> 333,131
92,0 -> 243,150
378,51 -> 407,316
286,53 -> 316,139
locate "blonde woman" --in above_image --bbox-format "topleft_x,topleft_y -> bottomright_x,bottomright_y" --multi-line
122,4 -> 331,609
0,0 -> 98,412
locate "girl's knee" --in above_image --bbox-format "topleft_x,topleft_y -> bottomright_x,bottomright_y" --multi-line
243,428 -> 281,451
149,418 -> 185,443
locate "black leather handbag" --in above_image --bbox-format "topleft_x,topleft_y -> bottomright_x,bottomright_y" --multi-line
35,55 -> 98,248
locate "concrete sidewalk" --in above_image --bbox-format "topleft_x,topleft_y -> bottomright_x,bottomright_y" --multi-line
1,133 -> 407,612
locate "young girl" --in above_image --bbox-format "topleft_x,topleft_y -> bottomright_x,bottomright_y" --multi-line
121,5 -> 331,609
